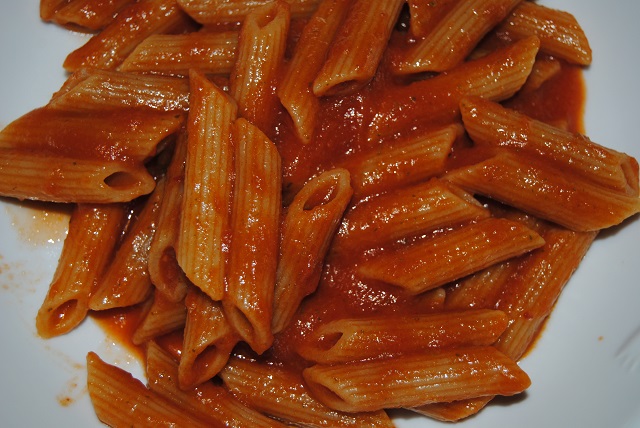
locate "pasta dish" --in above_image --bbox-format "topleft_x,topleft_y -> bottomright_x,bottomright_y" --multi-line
0,0 -> 638,426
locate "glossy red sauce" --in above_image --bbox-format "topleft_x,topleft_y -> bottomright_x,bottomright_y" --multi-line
270,52 -> 585,369
94,27 -> 586,373
92,304 -> 147,361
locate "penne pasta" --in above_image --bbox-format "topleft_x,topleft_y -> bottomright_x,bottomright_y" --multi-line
297,309 -> 509,364
223,118 -> 282,354
48,68 -> 190,112
444,151 -> 640,231
444,260 -> 518,311
146,342 -> 285,427
177,69 -> 237,302
272,168 -> 353,334
413,218 -> 598,422
5,2 -> 639,426
494,226 -> 597,360
40,0 -> 69,21
344,124 -> 460,199
333,178 -> 490,253
393,0 -> 522,74
132,292 -> 187,345
120,31 -> 239,76
460,96 -> 639,194
221,355 -> 395,427
0,106 -> 184,163
303,346 -> 531,413
410,396 -> 494,422
406,0 -> 458,38
36,203 -> 126,338
63,0 -> 193,72
0,149 -> 157,203
89,178 -> 165,310
51,0 -> 134,31
368,36 -> 540,142
148,135 -> 190,303
179,287 -> 239,389
0,104 -> 182,200
277,0 -> 351,143
497,1 -> 592,65
229,0 -> 290,133
176,0 -> 321,25
357,217 -> 545,295
313,0 -> 405,96
416,287 -> 448,311
518,55 -> 562,94
86,352 -> 210,427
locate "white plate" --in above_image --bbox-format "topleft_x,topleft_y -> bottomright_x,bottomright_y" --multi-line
1,2 -> 638,427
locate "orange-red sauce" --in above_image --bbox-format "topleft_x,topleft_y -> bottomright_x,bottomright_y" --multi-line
92,304 -> 147,361
92,26 -> 586,374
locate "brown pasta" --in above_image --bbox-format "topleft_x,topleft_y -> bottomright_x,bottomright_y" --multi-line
36,203 -> 126,337
3,2 -> 639,427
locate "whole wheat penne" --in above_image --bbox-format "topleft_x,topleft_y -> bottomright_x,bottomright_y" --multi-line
439,204 -> 544,312
303,346 -> 531,413
146,342 -> 285,427
220,355 -> 395,427
406,0 -> 457,38
495,226 -> 597,360
179,287 -> 239,389
40,0 -> 68,21
460,96 -> 639,194
89,178 -> 165,310
0,106 -> 184,162
444,152 -> 640,231
132,292 -> 187,345
277,0 -> 351,143
444,261 -> 518,310
497,1 -> 592,65
177,69 -> 237,302
52,68 -> 99,98
272,168 -> 353,334
369,36 -> 540,142
51,0 -> 134,31
394,0 -> 522,74
0,149 -> 156,203
410,397 -> 493,422
414,221 -> 598,422
36,203 -> 126,338
312,0 -> 404,97
63,0 -> 193,72
229,0 -> 290,133
223,118 -> 282,354
334,178 -> 490,253
48,69 -> 190,112
344,124 -> 460,199
416,287 -> 448,311
297,309 -> 508,364
148,135 -> 190,303
7,2 -> 638,426
86,352 -> 210,427
518,56 -> 562,94
120,31 -> 239,76
177,0 -> 321,24
357,217 -> 545,295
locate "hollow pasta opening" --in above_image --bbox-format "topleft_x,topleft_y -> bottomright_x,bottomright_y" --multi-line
103,171 -> 140,190
303,180 -> 339,211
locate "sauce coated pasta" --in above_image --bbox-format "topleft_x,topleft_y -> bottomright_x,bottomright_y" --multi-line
1,0 -> 639,426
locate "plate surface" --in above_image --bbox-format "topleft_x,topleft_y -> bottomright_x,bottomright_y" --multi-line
1,1 -> 639,427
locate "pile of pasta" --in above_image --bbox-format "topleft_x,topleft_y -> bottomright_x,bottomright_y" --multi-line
2,0 -> 639,425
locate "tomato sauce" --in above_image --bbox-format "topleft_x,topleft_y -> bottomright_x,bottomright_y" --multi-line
268,44 -> 586,368
92,304 -> 148,362
93,25 -> 586,375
